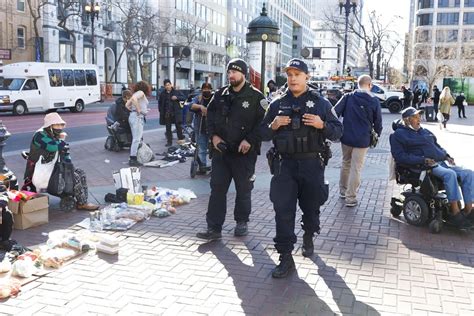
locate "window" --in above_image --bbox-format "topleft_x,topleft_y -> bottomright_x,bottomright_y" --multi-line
464,12 -> 474,25
437,13 -> 459,25
85,70 -> 97,85
59,43 -> 72,63
461,46 -> 474,59
436,30 -> 458,42
22,79 -> 37,90
370,85 -> 384,94
17,0 -> 25,11
466,0 -> 474,7
416,29 -> 431,43
437,0 -> 460,7
74,70 -> 86,86
48,69 -> 62,87
417,13 -> 432,26
463,29 -> 474,41
418,0 -> 433,9
17,27 -> 25,48
61,70 -> 74,86
83,48 -> 92,64
435,47 -> 456,59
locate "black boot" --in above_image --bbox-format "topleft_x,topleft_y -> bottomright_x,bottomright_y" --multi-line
165,140 -> 172,147
196,228 -> 222,241
302,233 -> 314,257
234,221 -> 248,236
272,253 -> 295,278
128,156 -> 142,167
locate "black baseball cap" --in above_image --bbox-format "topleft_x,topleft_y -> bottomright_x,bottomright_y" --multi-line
402,106 -> 424,118
283,58 -> 309,74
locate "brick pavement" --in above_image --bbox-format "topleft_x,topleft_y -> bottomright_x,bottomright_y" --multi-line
1,107 -> 474,315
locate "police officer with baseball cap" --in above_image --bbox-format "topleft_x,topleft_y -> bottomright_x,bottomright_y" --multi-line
261,58 -> 343,278
196,58 -> 267,240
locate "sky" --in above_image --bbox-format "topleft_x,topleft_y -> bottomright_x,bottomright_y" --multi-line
363,0 -> 411,69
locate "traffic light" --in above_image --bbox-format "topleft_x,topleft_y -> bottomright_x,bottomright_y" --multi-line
312,48 -> 321,59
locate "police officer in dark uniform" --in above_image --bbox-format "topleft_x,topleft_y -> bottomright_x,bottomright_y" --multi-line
261,59 -> 343,278
196,58 -> 267,240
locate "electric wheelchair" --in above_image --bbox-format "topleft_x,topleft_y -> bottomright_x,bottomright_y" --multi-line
390,162 -> 452,233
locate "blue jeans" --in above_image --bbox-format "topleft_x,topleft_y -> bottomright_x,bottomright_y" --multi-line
197,133 -> 208,167
128,112 -> 144,156
432,162 -> 473,205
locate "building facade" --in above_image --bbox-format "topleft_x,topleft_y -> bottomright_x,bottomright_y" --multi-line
0,0 -> 39,64
410,0 -> 474,89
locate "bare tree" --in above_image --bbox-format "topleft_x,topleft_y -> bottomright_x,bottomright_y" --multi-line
55,0 -> 84,63
413,58 -> 453,94
323,9 -> 401,78
26,0 -> 47,61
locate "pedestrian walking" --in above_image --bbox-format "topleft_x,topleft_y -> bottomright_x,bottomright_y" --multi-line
439,86 -> 455,129
196,58 -> 266,241
454,92 -> 467,118
126,80 -> 150,166
260,58 -> 343,278
413,86 -> 421,108
334,75 -> 383,207
158,79 -> 185,147
190,82 -> 214,174
401,85 -> 413,109
22,113 -> 99,210
432,85 -> 441,120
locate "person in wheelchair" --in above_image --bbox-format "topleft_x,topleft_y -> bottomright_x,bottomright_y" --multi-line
22,113 -> 99,211
108,89 -> 132,131
390,107 -> 473,228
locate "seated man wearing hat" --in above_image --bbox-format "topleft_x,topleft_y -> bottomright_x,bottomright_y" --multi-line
390,107 -> 473,228
23,113 -> 99,211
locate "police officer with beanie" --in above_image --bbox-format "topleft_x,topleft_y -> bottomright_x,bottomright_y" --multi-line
261,58 -> 343,278
196,58 -> 267,240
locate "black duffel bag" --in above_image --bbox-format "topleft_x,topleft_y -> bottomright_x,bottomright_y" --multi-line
47,157 -> 75,196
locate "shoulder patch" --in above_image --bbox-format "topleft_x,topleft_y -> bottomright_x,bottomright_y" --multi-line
260,98 -> 269,110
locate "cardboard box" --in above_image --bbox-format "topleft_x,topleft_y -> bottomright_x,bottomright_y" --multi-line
9,194 -> 49,230
13,208 -> 49,230
113,167 -> 141,193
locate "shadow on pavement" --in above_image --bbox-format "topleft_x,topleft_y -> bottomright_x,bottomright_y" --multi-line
309,255 -> 380,316
197,240 -> 371,315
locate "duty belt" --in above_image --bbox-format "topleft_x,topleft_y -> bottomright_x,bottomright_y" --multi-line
280,152 -> 319,160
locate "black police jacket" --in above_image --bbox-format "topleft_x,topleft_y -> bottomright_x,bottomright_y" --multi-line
261,87 -> 343,152
207,82 -> 267,154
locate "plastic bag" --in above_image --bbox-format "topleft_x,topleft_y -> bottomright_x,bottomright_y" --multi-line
0,258 -> 11,273
11,258 -> 35,278
0,279 -> 21,299
436,111 -> 444,122
137,142 -> 154,164
32,152 -> 58,191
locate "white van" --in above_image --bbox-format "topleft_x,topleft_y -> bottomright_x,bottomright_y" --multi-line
0,62 -> 100,115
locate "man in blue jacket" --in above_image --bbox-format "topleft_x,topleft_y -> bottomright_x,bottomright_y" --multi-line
390,107 -> 473,228
334,75 -> 383,207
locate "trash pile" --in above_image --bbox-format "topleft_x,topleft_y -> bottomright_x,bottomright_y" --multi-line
0,230 -> 97,299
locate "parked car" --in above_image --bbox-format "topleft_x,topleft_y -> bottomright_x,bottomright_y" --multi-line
371,84 -> 404,113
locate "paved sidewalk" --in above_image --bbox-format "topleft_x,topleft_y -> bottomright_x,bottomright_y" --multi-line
1,107 -> 474,315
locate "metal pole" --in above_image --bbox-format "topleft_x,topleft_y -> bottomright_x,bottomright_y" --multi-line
342,6 -> 349,75
91,13 -> 95,64
260,40 -> 266,93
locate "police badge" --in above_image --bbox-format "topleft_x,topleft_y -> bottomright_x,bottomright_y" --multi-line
306,100 -> 314,108
242,101 -> 250,109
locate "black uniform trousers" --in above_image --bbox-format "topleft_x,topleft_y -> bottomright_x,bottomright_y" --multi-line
270,157 -> 328,254
206,150 -> 257,232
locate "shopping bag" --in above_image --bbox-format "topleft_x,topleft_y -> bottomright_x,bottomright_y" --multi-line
47,157 -> 75,196
114,167 -> 141,193
32,152 -> 58,192
436,111 -> 444,122
137,142 -> 154,164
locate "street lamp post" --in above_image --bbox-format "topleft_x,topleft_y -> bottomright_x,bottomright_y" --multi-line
339,0 -> 358,75
85,2 -> 100,64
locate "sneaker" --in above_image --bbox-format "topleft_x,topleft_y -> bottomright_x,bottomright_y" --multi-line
302,233 -> 314,257
465,211 -> 474,223
272,253 -> 296,278
234,221 -> 248,236
196,229 -> 222,241
339,192 -> 346,199
345,200 -> 358,207
448,213 -> 471,229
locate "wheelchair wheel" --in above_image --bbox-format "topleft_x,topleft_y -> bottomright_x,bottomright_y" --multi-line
60,196 -> 76,212
390,198 -> 403,217
403,195 -> 429,226
105,136 -> 115,151
190,160 -> 198,178
429,219 -> 442,234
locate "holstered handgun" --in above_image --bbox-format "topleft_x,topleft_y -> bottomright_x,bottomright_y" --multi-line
266,147 -> 281,175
